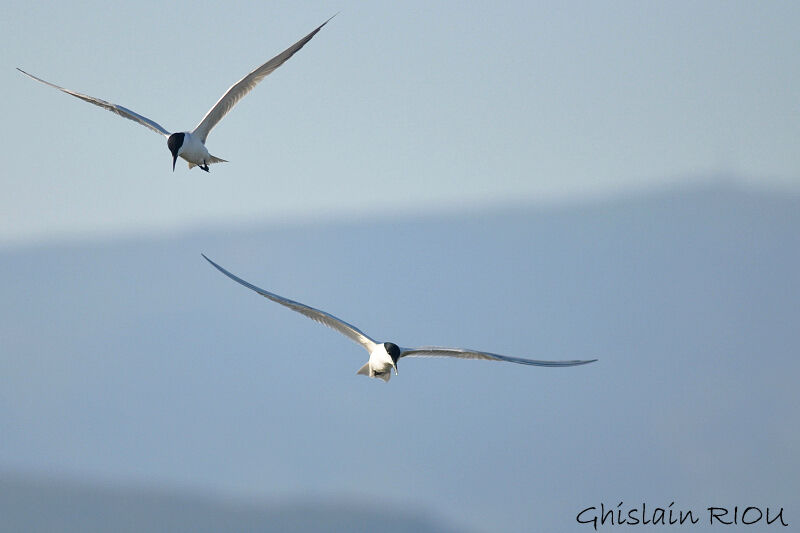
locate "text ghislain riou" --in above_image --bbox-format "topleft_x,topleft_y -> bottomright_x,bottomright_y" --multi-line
577,502 -> 788,529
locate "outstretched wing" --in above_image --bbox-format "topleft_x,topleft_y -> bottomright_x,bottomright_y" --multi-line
400,346 -> 597,367
17,68 -> 170,137
202,254 -> 376,351
192,15 -> 334,143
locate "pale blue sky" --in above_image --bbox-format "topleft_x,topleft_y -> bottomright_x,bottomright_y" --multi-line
3,0 -> 799,245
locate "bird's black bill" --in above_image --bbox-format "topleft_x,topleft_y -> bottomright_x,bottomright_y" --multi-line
172,154 -> 177,171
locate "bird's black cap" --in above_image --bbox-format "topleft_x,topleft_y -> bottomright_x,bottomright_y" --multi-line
384,342 -> 401,364
167,132 -> 184,171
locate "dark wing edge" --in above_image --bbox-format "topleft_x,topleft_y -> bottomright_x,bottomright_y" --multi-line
201,253 -> 376,351
192,14 -> 336,142
17,68 -> 170,136
400,346 -> 598,367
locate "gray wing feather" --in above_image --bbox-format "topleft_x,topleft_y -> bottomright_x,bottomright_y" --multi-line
400,346 -> 597,367
202,254 -> 376,351
17,68 -> 170,137
192,16 -> 334,143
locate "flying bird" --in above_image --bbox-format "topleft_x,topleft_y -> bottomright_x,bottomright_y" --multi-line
17,16 -> 334,172
202,254 -> 597,382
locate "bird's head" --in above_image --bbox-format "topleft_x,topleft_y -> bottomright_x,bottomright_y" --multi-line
167,132 -> 185,171
384,342 -> 401,375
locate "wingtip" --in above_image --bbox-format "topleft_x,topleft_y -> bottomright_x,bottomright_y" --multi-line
316,12 -> 338,30
16,68 -> 43,84
16,67 -> 36,79
201,253 -> 223,270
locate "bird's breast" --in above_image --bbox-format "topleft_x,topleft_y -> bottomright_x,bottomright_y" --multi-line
178,132 -> 211,164
368,347 -> 394,373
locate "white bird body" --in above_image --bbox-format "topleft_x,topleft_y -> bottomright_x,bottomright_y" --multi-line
175,131 -> 213,169
361,344 -> 397,382
202,255 -> 598,382
18,16 -> 334,172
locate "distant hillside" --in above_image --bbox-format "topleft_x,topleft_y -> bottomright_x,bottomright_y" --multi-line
0,474 -> 462,533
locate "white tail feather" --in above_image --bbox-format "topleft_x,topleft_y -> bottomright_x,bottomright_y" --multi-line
356,362 -> 391,382
188,155 -> 227,169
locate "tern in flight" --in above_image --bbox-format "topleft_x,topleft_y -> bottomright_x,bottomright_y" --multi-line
202,255 -> 597,382
17,16 -> 334,172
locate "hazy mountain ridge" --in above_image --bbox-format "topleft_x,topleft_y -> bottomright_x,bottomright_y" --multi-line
0,473 -> 463,533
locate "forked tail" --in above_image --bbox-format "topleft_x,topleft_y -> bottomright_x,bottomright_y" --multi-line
356,362 -> 391,382
188,155 -> 227,169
